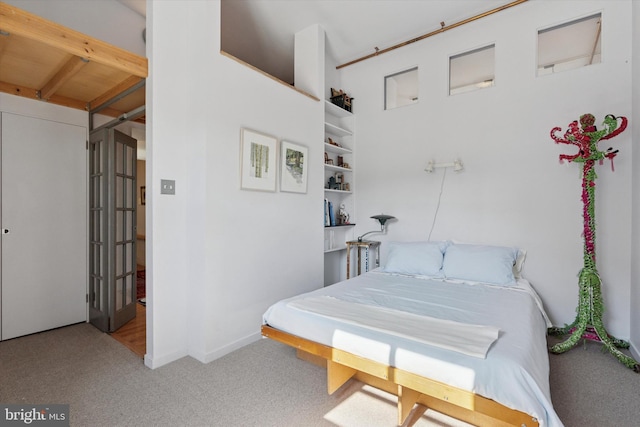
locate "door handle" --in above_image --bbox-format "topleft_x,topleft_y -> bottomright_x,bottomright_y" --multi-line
2,229 -> 9,234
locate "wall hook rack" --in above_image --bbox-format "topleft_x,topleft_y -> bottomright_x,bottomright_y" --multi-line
424,159 -> 464,173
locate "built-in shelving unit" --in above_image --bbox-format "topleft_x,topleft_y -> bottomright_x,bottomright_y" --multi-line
324,100 -> 355,285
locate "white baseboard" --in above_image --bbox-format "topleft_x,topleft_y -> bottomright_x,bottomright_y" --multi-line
198,332 -> 262,364
144,348 -> 189,369
142,332 -> 263,368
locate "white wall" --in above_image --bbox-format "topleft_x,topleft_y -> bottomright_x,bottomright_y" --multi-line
8,0 -> 324,367
340,1 -> 634,338
0,93 -> 87,127
146,0 -> 324,367
631,0 -> 640,358
10,0 -> 637,361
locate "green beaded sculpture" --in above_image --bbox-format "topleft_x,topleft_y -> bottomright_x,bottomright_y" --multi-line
548,113 -> 639,372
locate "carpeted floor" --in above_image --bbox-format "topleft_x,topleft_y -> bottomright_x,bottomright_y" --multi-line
547,335 -> 640,427
1,324 -> 639,426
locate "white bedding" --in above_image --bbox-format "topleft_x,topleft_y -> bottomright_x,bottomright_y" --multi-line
288,296 -> 500,358
263,271 -> 563,427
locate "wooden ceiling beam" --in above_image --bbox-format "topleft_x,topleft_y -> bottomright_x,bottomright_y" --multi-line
0,30 -> 9,57
89,75 -> 144,111
39,55 -> 88,101
0,79 -> 38,99
0,2 -> 148,78
0,80 -> 87,110
0,79 -> 144,122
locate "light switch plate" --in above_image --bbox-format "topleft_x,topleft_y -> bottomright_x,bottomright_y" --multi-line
161,179 -> 176,195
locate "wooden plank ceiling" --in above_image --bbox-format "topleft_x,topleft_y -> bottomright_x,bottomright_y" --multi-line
0,2 -> 147,121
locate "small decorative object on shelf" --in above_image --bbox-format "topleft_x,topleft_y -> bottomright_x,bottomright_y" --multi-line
326,175 -> 350,192
324,152 -> 334,165
327,176 -> 340,190
327,137 -> 341,147
330,88 -> 354,112
338,203 -> 350,225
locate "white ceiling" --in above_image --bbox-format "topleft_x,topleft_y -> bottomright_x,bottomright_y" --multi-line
118,0 -> 520,84
117,0 -> 145,17
221,0 -> 518,83
119,1 -> 599,92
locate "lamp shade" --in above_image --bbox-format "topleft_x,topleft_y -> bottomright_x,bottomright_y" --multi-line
371,214 -> 395,226
357,214 -> 396,241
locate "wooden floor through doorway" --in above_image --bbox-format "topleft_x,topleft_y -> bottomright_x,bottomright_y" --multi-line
110,302 -> 146,358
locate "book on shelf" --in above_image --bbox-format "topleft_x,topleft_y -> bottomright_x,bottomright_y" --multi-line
324,198 -> 330,226
324,199 -> 336,226
328,201 -> 336,226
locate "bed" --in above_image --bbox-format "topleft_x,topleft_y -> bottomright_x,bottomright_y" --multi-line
262,241 -> 563,426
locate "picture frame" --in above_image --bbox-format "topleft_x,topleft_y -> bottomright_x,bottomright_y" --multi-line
280,141 -> 308,194
240,128 -> 278,192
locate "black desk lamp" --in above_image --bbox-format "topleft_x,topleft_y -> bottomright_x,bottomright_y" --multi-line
357,214 -> 396,241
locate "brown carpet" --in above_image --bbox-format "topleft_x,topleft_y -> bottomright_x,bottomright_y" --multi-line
2,324 -> 640,426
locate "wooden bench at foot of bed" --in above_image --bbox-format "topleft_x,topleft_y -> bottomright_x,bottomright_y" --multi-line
262,325 -> 539,427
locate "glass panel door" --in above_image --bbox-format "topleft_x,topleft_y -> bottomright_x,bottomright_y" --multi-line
88,129 -> 137,332
112,130 -> 137,331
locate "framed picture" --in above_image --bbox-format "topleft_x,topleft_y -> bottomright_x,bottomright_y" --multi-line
280,141 -> 308,194
240,128 -> 277,192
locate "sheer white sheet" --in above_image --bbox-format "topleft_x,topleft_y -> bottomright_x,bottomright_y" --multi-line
288,296 -> 500,358
263,271 -> 563,427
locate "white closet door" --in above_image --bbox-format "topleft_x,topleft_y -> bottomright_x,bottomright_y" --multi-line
1,113 -> 87,340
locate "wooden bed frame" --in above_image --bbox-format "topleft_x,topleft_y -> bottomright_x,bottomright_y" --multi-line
262,325 -> 539,427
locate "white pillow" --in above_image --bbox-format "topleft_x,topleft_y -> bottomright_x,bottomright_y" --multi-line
442,243 -> 519,285
382,241 -> 447,277
513,249 -> 527,279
